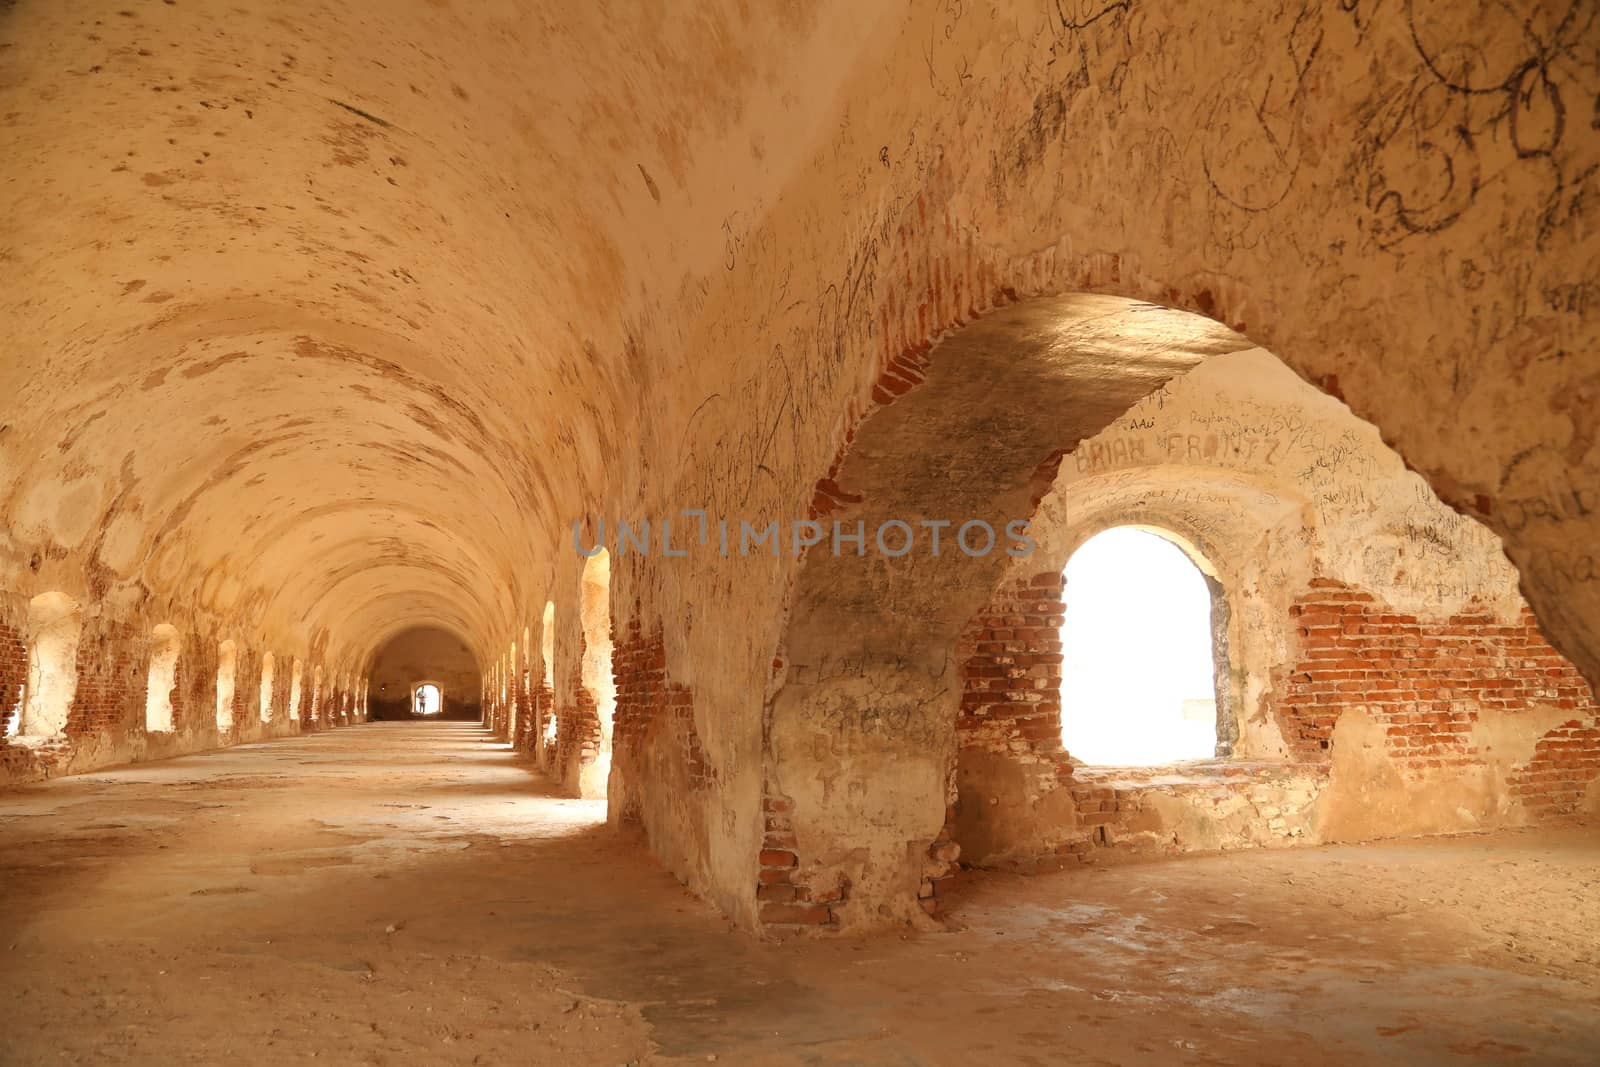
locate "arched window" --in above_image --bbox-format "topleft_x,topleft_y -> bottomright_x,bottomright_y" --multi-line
581,550 -> 615,793
522,625 -> 532,691
505,644 -> 516,736
540,602 -> 555,687
287,658 -> 304,722
259,652 -> 275,723
541,600 -> 557,744
216,640 -> 238,731
10,592 -> 82,739
1059,527 -> 1222,766
144,624 -> 180,733
414,683 -> 442,716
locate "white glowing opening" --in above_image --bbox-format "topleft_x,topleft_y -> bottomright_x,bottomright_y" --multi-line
1060,527 -> 1218,766
258,651 -> 275,723
287,659 -> 304,722
215,640 -> 238,731
414,683 -> 442,716
16,592 -> 82,739
540,601 -> 555,688
145,624 -> 180,734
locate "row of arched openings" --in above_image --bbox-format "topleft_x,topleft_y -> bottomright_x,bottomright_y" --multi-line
3,591 -> 340,740
479,532 -> 1219,772
487,551 -> 613,797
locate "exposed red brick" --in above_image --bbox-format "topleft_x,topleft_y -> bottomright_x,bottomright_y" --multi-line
1282,581 -> 1600,795
758,902 -> 834,926
611,613 -> 711,813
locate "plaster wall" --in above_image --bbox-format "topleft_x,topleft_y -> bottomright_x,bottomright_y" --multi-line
954,349 -> 1600,868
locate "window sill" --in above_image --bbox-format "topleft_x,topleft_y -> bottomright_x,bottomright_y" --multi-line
1068,759 -> 1331,790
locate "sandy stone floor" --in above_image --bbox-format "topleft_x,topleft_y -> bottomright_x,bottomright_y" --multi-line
0,722 -> 1595,1065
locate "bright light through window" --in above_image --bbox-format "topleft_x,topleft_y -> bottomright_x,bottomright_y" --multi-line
414,684 -> 442,716
1060,527 -> 1218,765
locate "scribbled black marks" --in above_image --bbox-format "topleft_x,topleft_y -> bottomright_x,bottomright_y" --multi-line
1352,0 -> 1598,249
1198,2 -> 1328,215
1052,0 -> 1133,34
995,89 -> 1068,203
1288,5 -> 1325,86
922,0 -> 978,97
1511,61 -> 1564,157
329,99 -> 392,129
721,213 -> 744,272
636,163 -> 660,204
1357,79 -> 1481,246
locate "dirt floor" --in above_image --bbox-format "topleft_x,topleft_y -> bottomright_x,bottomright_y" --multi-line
0,722 -> 1595,1065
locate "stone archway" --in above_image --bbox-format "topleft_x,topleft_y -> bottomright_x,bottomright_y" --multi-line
761,293 -> 1256,931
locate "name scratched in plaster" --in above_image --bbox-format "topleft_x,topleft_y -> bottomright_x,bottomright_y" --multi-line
1501,485 -> 1598,533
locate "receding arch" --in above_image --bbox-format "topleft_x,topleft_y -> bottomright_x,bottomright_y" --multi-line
504,645 -> 515,736
539,600 -> 558,747
765,294 -> 1255,928
287,658 -> 304,722
413,681 -> 443,716
12,593 -> 83,739
258,652 -> 276,723
579,550 -> 616,799
540,601 -> 556,689
519,625 -> 533,745
216,640 -> 238,731
1058,526 -> 1221,766
144,624 -> 181,734
366,626 -> 481,721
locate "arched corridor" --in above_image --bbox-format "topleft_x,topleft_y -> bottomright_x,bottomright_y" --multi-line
2,0 -> 1598,1060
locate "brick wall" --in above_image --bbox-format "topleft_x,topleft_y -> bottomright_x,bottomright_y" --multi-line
512,671 -> 532,750
228,645 -> 256,741
955,571 -> 1070,775
756,792 -> 841,928
612,616 -> 709,823
944,571 -> 1600,882
555,658 -> 602,786
948,572 -> 1085,871
66,618 -> 143,742
1283,580 -> 1600,796
0,605 -> 319,786
529,679 -> 554,765
1507,719 -> 1600,818
0,602 -> 76,778
274,654 -> 294,727
177,635 -> 219,738
756,574 -> 1065,932
0,616 -> 26,739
